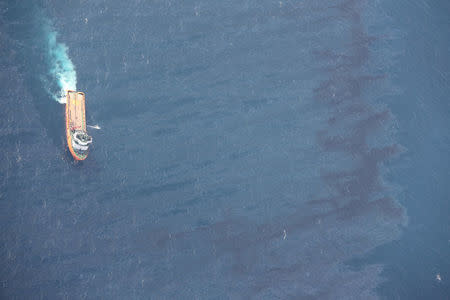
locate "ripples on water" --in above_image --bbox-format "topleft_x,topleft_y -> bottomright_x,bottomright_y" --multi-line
0,0 -> 416,298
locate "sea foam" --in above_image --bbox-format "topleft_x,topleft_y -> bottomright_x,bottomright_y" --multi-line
43,21 -> 77,104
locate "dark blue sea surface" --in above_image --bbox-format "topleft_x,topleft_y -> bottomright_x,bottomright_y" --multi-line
0,0 -> 448,299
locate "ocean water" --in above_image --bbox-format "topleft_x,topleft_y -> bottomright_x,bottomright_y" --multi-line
0,0 -> 448,299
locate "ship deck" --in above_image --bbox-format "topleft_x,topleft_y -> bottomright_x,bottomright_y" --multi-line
67,91 -> 86,132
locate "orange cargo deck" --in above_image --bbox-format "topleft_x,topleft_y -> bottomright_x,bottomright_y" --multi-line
65,91 -> 88,160
66,91 -> 86,132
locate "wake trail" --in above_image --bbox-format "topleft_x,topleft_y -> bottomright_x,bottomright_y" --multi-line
42,20 -> 77,104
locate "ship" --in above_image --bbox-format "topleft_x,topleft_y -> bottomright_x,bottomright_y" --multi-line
65,90 -> 92,160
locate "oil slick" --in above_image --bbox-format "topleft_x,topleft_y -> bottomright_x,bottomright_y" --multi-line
125,1 -> 406,297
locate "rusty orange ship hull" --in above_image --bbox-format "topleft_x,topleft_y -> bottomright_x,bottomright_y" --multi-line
65,90 -> 89,160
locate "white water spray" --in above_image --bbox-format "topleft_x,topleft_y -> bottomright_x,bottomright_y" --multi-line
87,125 -> 101,130
43,21 -> 77,103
